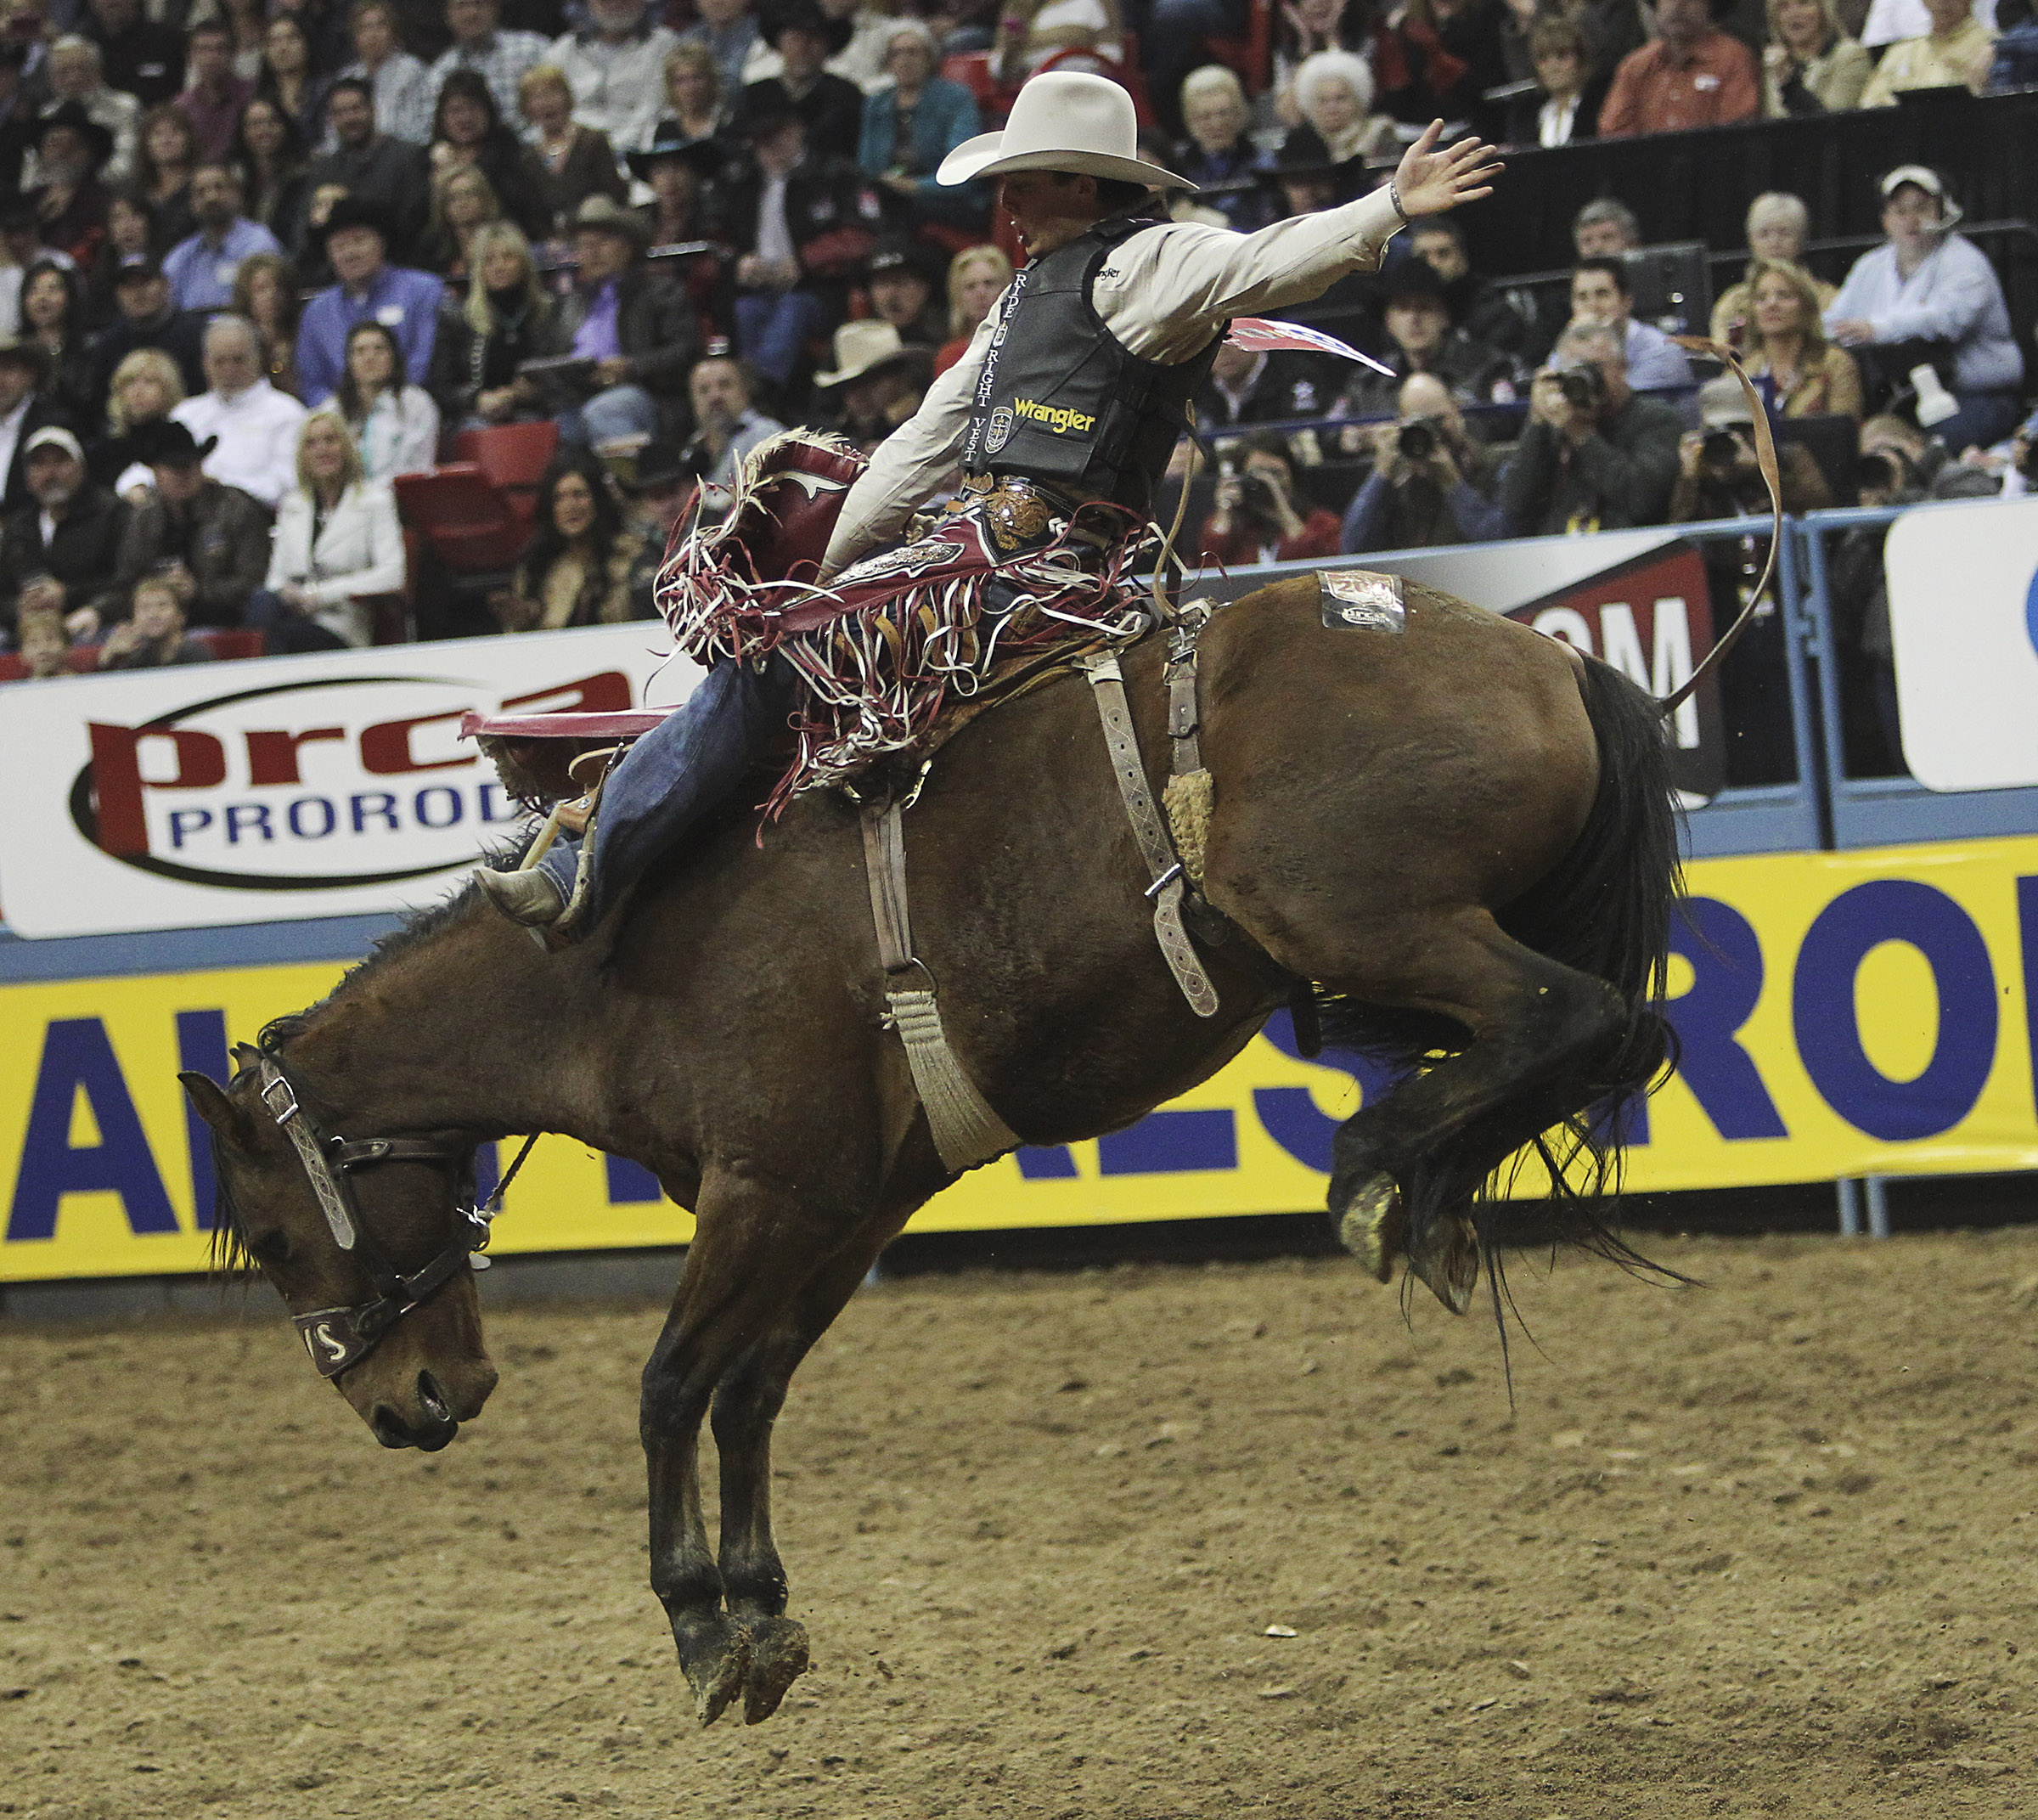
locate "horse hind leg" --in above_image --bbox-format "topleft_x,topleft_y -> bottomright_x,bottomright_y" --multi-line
1320,908 -> 1633,1312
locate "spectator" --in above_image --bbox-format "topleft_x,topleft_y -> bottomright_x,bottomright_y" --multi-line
332,0 -> 435,150
1598,0 -> 1759,135
14,616 -> 71,675
519,63 -> 629,245
81,187 -> 157,329
1198,340 -> 1337,444
430,0 -> 552,128
1738,258 -> 1862,417
162,161 -> 280,314
85,0 -> 183,111
1572,196 -> 1639,259
29,101 -> 115,268
172,313 -> 308,509
1860,0 -> 1995,102
1172,65 -> 1270,234
430,67 -> 539,241
430,219 -> 560,427
231,250 -> 302,397
863,234 -> 947,347
660,41 -> 730,144
1199,431 -> 1342,566
620,437 -> 692,614
990,0 -> 1126,92
935,242 -> 1011,375
304,79 -> 434,261
421,162 -> 504,276
217,0 -> 268,83
1825,165 -> 2023,448
111,418 -> 271,628
629,121 -> 722,249
811,317 -> 930,453
1671,373 -> 1833,520
859,19 -> 985,232
1709,192 -> 1835,346
710,96 -> 881,397
296,195 -> 446,403
135,101 -> 199,246
1407,217 -> 1528,355
1340,371 -> 1508,551
328,318 -> 439,478
0,336 -> 76,514
86,252 -> 207,411
1569,256 -> 1695,392
229,98 -> 312,253
1858,409 -> 1999,498
19,257 -> 94,425
0,425 -> 125,644
1408,0 -> 1511,134
42,36 -> 139,183
808,0 -> 897,94
1503,16 -> 1608,146
1337,260 -> 1518,422
549,0 -> 679,157
549,194 -> 701,447
678,351 -> 784,510
1284,49 -> 1396,168
487,448 -> 647,629
97,572 -> 213,665
746,0 -> 862,164
249,406 -> 405,649
1763,0 -> 1872,113
255,15 -> 329,150
92,344 -> 183,495
177,19 -> 254,162
1267,137 -> 1343,220
678,0 -> 764,104
1500,317 -> 1682,534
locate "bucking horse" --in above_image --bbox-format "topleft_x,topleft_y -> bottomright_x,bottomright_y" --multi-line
179,441 -> 1680,1727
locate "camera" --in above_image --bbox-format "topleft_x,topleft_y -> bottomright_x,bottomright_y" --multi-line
1699,429 -> 1745,474
1396,420 -> 1438,463
1237,470 -> 1281,521
1555,364 -> 1604,414
1851,448 -> 1909,499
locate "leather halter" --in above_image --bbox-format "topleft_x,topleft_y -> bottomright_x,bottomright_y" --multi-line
253,1053 -> 494,1382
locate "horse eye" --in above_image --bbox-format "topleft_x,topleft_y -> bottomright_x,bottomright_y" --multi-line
251,1230 -> 293,1266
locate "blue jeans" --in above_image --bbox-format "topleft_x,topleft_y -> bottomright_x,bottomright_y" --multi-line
245,588 -> 348,653
1934,391 -> 2022,456
734,289 -> 831,387
534,652 -> 800,930
558,382 -> 661,449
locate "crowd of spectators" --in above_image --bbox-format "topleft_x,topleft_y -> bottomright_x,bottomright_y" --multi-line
0,0 -> 2034,796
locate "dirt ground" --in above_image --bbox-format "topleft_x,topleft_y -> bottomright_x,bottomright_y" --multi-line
5,1229 -> 2038,1820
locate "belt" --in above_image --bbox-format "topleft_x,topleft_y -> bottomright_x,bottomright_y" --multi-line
949,473 -> 1117,553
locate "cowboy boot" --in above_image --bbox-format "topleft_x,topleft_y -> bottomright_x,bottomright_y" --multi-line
476,864 -> 569,927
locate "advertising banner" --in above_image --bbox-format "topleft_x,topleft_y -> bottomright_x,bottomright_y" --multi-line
1886,495 -> 2038,792
0,624 -> 700,939
5,835 -> 2034,1283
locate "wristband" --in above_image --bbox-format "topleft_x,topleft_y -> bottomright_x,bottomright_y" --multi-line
1388,181 -> 1407,223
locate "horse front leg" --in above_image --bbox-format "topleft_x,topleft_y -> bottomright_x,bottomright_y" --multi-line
708,1226 -> 905,1723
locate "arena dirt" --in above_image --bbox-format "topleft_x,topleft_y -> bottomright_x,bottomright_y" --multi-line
5,1229 -> 2038,1819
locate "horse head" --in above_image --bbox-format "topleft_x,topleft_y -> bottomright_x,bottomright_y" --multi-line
180,1042 -> 498,1451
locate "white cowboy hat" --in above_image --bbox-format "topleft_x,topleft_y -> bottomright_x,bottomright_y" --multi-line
814,318 -> 933,389
937,71 -> 1191,192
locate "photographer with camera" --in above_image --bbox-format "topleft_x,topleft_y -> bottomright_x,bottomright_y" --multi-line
1198,430 -> 1342,567
1669,375 -> 1831,523
1499,318 -> 1682,536
1339,373 -> 1504,553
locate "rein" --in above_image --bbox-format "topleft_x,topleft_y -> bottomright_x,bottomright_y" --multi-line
251,1047 -> 532,1382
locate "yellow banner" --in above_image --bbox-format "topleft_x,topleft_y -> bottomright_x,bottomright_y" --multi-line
4,835 -> 2035,1281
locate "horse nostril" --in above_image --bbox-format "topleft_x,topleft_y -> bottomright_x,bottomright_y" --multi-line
370,1405 -> 412,1449
417,1372 -> 450,1424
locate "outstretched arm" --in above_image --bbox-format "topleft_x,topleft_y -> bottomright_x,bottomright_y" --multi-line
1389,121 -> 1503,222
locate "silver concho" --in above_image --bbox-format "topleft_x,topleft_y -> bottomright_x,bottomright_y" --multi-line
1318,569 -> 1406,633
983,405 -> 1015,454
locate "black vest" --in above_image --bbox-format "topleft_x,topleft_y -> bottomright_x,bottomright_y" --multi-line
959,217 -> 1223,516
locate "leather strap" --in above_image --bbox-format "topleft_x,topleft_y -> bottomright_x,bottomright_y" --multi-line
861,796 -> 915,972
1075,654 -> 1219,1018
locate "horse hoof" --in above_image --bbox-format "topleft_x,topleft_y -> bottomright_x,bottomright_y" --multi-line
682,1624 -> 752,1728
1409,1214 -> 1482,1317
1337,1174 -> 1403,1283
740,1616 -> 812,1725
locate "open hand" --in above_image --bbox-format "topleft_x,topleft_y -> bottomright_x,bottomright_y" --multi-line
1391,121 -> 1502,219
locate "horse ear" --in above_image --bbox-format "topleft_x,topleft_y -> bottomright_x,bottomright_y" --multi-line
230,1042 -> 262,1070
180,1072 -> 245,1143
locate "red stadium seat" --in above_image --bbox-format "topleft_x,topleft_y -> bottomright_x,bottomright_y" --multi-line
453,420 -> 560,525
392,464 -> 532,575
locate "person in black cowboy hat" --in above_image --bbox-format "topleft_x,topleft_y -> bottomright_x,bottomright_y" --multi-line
0,334 -> 80,516
29,99 -> 115,267
1333,254 -> 1522,424
109,416 -> 273,629
628,122 -> 725,250
742,0 -> 864,162
1266,134 -> 1349,221
296,192 -> 448,406
861,233 -> 948,347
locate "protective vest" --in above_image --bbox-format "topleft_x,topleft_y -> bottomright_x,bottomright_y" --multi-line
959,217 -> 1222,516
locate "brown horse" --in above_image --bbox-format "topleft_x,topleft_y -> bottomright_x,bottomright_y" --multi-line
179,573 -> 1677,1727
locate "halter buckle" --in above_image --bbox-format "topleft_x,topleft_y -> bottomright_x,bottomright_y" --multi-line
259,1072 -> 301,1124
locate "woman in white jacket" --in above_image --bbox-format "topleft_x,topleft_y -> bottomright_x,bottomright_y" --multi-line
245,410 -> 408,651
324,319 -> 442,482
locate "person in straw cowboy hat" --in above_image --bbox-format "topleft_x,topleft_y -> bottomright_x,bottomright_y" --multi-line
479,70 -> 1499,935
813,317 -> 936,453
